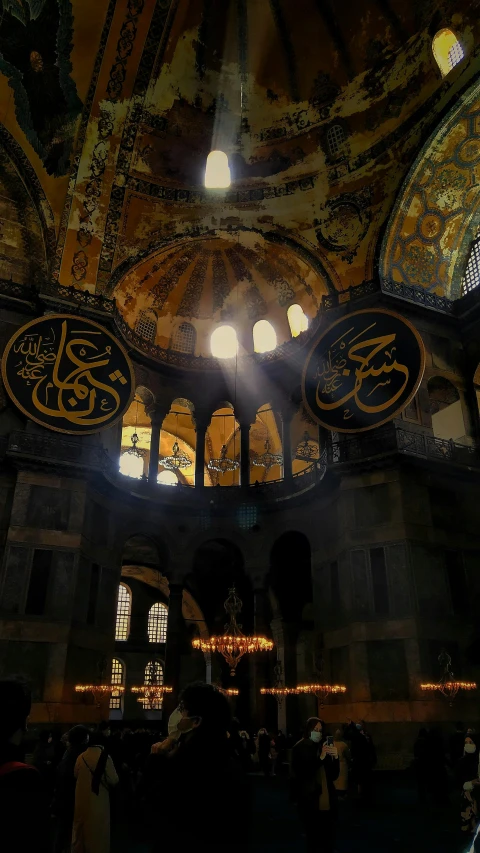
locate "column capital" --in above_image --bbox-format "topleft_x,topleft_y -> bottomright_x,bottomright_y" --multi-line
145,405 -> 168,426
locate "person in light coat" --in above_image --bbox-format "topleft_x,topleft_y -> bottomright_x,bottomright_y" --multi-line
72,730 -> 119,853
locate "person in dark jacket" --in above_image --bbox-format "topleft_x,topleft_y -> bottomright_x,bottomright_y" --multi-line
147,682 -> 250,853
291,717 -> 340,853
456,736 -> 480,835
0,679 -> 49,853
346,718 -> 377,803
51,725 -> 90,853
256,727 -> 272,776
33,729 -> 56,793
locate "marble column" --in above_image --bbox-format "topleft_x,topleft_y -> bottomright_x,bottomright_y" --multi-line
195,421 -> 208,487
281,412 -> 293,480
240,421 -> 251,488
163,583 -> 184,715
148,415 -> 162,482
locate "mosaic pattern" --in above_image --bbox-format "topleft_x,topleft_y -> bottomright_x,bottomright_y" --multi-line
381,81 -> 480,299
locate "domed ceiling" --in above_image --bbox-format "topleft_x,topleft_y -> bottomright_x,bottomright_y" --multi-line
0,0 -> 479,359
113,231 -> 329,355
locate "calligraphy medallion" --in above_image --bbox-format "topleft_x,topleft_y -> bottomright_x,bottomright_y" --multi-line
302,308 -> 425,433
1,315 -> 135,435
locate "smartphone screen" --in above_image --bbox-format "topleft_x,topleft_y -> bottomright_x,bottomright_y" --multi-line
326,736 -> 333,747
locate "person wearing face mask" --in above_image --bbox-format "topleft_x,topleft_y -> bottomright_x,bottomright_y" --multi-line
147,682 -> 251,852
345,718 -> 377,803
290,717 -> 339,853
456,736 -> 480,834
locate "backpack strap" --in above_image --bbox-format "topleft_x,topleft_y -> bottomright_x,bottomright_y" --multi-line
0,760 -> 36,777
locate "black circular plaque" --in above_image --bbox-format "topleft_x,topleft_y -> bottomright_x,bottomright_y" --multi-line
1,314 -> 135,434
302,308 -> 425,433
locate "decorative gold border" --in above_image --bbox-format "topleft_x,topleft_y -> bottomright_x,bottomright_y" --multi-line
301,307 -> 426,434
1,314 -> 135,436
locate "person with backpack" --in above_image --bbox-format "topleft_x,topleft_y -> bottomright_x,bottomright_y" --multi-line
0,678 -> 49,853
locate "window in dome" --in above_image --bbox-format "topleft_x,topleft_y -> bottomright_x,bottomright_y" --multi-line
287,304 -> 309,337
115,583 -> 131,641
210,325 -> 238,359
327,125 -> 346,157
253,319 -> 277,353
144,661 -> 164,710
135,309 -> 157,342
148,602 -> 168,643
109,658 -> 124,711
119,450 -> 144,479
461,232 -> 480,295
432,29 -> 465,76
205,150 -> 231,189
157,469 -> 178,486
172,322 -> 196,354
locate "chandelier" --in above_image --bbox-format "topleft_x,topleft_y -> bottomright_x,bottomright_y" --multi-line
261,660 -> 297,705
123,399 -> 147,461
207,444 -> 240,474
252,438 -> 283,471
421,650 -> 476,706
296,683 -> 347,709
131,686 -> 173,704
192,586 -> 273,675
161,439 -> 191,471
295,431 -> 319,462
75,684 -> 125,708
217,687 -> 239,697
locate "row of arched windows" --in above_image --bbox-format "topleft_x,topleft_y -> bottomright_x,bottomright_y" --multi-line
109,657 -> 165,711
114,584 -> 168,643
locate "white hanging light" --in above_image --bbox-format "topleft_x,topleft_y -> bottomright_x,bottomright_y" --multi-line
205,150 -> 231,189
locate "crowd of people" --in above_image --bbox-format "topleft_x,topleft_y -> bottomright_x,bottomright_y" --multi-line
0,677 -> 479,853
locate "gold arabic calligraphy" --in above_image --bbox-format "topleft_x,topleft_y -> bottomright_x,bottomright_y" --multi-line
314,321 -> 409,420
12,320 -> 127,427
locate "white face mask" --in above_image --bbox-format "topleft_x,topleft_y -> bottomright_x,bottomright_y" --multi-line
310,730 -> 322,743
465,744 -> 477,754
168,707 -> 183,739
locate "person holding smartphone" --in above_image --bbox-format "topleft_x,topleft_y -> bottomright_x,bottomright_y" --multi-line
290,717 -> 340,853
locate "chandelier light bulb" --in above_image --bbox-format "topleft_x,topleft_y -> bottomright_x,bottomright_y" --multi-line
205,150 -> 231,188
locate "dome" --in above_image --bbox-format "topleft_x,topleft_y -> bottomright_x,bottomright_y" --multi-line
113,231 -> 329,359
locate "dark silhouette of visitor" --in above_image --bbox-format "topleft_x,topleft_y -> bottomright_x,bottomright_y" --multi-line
345,718 -> 377,803
291,717 -> 339,853
0,678 -> 49,853
52,724 -> 90,853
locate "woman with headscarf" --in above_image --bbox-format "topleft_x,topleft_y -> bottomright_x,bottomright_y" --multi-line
51,725 -> 89,853
456,735 -> 480,835
72,729 -> 119,853
291,717 -> 339,853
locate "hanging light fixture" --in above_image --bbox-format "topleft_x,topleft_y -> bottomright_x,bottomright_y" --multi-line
192,586 -> 273,676
252,438 -> 283,472
261,660 -> 298,705
207,414 -> 239,474
205,150 -> 231,189
421,650 -> 476,706
296,683 -> 347,708
161,413 -> 192,471
295,431 -> 319,462
120,398 -> 147,477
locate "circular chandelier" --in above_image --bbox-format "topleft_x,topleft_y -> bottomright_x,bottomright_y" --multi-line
131,686 -> 173,704
296,683 -> 347,708
124,431 -> 147,460
295,431 -> 319,462
161,439 -> 191,471
207,444 -> 240,474
252,438 -> 283,471
260,661 -> 297,705
192,586 -> 273,675
421,650 -> 476,706
75,684 -> 125,708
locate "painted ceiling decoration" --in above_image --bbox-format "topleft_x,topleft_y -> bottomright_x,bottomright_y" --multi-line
381,77 -> 480,300
0,0 -> 479,367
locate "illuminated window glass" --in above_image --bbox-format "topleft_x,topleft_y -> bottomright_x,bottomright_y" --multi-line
253,320 -> 277,353
237,504 -> 258,529
327,125 -> 345,157
462,234 -> 480,295
205,150 -> 231,189
287,304 -> 309,337
135,310 -> 157,341
157,469 -> 178,486
115,584 -> 131,641
432,29 -> 465,76
148,602 -> 168,643
210,325 -> 238,359
172,323 -> 196,354
109,658 -> 124,711
119,451 -> 144,479
144,660 -> 164,710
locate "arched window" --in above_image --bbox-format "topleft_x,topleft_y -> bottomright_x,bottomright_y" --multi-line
135,309 -> 157,341
462,232 -> 480,295
157,469 -> 178,486
144,660 -> 164,710
109,658 -> 125,711
119,451 -> 144,479
115,584 -> 131,641
253,319 -> 277,353
287,304 -> 309,337
148,602 -> 168,643
172,322 -> 196,354
205,150 -> 231,189
210,325 -> 238,359
432,29 -> 465,76
327,125 -> 346,157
